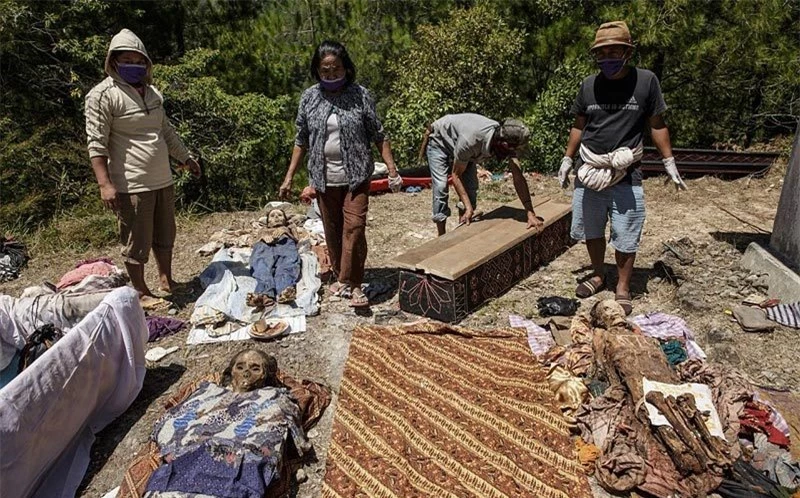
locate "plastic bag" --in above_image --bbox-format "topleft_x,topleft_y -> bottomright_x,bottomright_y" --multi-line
537,296 -> 580,317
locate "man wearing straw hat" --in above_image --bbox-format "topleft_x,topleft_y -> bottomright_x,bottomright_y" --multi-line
557,21 -> 686,315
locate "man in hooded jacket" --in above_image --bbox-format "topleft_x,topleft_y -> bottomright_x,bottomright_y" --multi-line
85,29 -> 200,305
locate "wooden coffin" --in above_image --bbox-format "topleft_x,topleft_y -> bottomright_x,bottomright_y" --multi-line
394,198 -> 573,322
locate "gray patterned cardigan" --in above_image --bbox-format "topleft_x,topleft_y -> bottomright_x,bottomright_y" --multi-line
294,83 -> 386,193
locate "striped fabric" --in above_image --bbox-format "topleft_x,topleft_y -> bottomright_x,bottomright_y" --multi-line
764,303 -> 800,329
322,324 -> 591,498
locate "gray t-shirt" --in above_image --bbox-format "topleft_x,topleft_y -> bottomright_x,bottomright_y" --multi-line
571,68 -> 667,154
429,113 -> 498,164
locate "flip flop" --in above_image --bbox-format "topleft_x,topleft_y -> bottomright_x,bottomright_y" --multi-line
576,277 -> 606,298
140,296 -> 169,311
329,282 -> 349,297
615,293 -> 633,316
349,288 -> 369,308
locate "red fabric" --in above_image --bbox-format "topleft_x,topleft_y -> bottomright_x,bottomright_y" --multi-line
369,176 -> 453,194
56,261 -> 117,289
739,400 -> 791,447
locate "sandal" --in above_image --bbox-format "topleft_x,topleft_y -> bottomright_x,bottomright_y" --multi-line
349,287 -> 369,308
576,276 -> 606,298
140,295 -> 169,311
329,281 -> 348,297
615,293 -> 633,316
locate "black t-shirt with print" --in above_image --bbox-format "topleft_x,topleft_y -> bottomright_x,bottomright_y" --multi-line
571,68 -> 667,154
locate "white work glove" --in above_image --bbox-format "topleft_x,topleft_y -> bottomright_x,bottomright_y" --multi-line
388,173 -> 403,193
663,157 -> 687,191
557,156 -> 573,188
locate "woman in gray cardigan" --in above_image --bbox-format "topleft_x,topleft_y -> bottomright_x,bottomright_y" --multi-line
280,41 -> 401,307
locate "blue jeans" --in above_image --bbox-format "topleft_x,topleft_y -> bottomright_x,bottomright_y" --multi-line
427,142 -> 479,222
249,238 -> 300,298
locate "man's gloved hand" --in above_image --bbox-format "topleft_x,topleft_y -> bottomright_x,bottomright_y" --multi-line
663,157 -> 688,191
558,156 -> 573,188
388,173 -> 403,193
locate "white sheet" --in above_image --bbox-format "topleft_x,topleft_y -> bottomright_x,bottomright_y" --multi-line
0,291 -> 110,370
295,239 -> 321,316
186,308 -> 306,345
188,242 -> 320,344
642,378 -> 725,439
0,287 -> 147,498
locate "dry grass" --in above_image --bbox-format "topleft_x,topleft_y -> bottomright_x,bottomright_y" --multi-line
1,163 -> 797,497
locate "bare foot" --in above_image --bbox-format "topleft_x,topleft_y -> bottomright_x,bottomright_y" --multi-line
159,280 -> 189,295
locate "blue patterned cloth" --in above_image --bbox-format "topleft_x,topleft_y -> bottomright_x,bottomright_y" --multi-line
145,382 -> 308,497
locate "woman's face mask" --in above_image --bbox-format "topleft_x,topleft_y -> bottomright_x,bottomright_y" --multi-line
318,54 -> 347,91
320,76 -> 347,91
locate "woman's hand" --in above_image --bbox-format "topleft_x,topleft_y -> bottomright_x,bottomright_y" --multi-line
299,186 -> 316,204
527,211 -> 544,230
99,182 -> 119,211
279,178 -> 293,200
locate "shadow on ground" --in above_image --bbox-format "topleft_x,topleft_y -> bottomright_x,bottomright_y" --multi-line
77,363 -> 187,493
572,262 -> 675,297
711,231 -> 771,253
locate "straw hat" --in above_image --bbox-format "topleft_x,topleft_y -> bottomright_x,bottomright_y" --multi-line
591,21 -> 634,51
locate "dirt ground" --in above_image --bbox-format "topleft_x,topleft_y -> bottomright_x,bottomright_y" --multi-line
2,161 -> 798,497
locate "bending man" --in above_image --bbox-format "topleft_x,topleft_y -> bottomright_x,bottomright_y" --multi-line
422,114 -> 543,236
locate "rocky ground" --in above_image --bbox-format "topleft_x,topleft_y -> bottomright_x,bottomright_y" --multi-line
1,158 -> 797,497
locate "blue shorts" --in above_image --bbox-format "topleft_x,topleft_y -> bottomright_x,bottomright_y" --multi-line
570,180 -> 646,254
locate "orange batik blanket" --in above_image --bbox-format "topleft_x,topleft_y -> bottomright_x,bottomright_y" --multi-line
322,323 -> 592,498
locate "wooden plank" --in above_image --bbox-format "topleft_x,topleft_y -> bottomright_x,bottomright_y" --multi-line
416,199 -> 571,280
391,196 -> 551,270
392,217 -> 503,270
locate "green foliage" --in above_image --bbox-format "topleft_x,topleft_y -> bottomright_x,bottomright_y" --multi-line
154,49 -> 296,210
2,0 -> 800,241
523,57 -> 593,172
384,4 -> 526,164
188,0 -> 455,99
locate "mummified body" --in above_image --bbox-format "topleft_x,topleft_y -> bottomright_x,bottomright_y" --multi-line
247,208 -> 301,309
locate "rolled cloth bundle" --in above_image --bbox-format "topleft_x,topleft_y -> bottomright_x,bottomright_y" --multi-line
577,141 -> 643,191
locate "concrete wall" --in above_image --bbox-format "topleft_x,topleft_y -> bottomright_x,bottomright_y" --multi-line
770,124 -> 800,271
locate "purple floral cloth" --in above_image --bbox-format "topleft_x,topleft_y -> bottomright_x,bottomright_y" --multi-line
630,312 -> 706,360
145,382 -> 308,497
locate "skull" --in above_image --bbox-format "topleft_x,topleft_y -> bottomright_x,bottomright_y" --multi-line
228,349 -> 277,392
266,208 -> 287,228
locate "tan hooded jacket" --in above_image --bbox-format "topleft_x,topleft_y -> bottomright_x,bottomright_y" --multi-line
84,29 -> 191,194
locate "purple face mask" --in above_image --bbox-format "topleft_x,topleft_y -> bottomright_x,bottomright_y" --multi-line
117,63 -> 147,85
598,58 -> 626,79
320,76 -> 347,92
